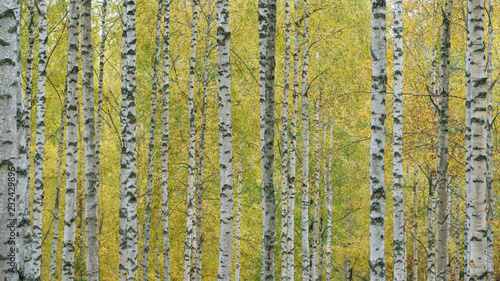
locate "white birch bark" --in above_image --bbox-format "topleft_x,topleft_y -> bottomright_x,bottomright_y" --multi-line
370,0 -> 387,279
311,101 -> 320,281
435,2 -> 452,280
287,1 -> 301,277
184,1 -> 199,279
466,0 -> 488,278
32,0 -> 48,276
161,0 -> 172,279
319,217 -> 324,281
95,0 -> 107,269
235,165 -> 243,281
96,0 -> 107,164
427,172 -> 436,281
413,167 -> 418,281
119,0 -> 129,275
258,0 -> 278,279
95,3 -> 107,258
120,0 -> 139,278
24,0 -> 35,198
280,0 -> 291,272
216,0 -> 235,278
392,0 -> 404,278
62,0 -> 79,279
18,0 -> 35,275
301,0 -> 311,279
326,116 -> 333,281
49,99 -> 67,280
454,180 -> 460,281
0,1 -> 22,278
464,9 -> 472,277
192,20 -> 210,281
485,1 -> 494,278
81,0 -> 100,279
142,2 -> 162,279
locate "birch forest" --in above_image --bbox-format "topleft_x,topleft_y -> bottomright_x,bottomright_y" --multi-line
3,0 -> 500,279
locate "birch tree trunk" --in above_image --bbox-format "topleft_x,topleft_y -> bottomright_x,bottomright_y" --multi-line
184,2 -> 199,279
280,0 -> 291,274
192,20 -> 210,280
81,0 -> 100,279
258,0 -> 278,279
370,0 -> 387,279
32,0 -> 49,276
427,172 -> 436,281
326,116 -> 333,281
16,35 -> 29,281
0,1 -> 22,278
161,0 -> 172,278
287,1 -> 301,277
319,218 -> 324,281
120,0 -> 139,277
392,0 -> 405,278
95,0 -> 107,269
413,167 -> 418,281
435,2 -> 452,280
428,49 -> 439,272
485,1 -> 494,278
142,2 -> 162,279
24,0 -> 35,194
119,0 -> 129,275
49,98 -> 67,280
235,165 -> 243,281
18,0 -> 36,275
216,0 -> 235,278
466,0 -> 488,278
454,180 -> 460,281
300,0 -> 311,279
96,0 -> 107,243
62,0 -> 80,279
311,101 -> 321,281
464,9 -> 472,278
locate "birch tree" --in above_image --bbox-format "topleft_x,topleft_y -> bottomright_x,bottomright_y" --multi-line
184,1 -> 199,278
466,0 -> 488,278
119,0 -> 129,275
0,0 -> 22,278
325,116 -> 334,281
235,165 -> 243,281
18,0 -> 36,275
161,0 -> 172,278
311,101 -> 321,281
454,180 -> 460,281
96,0 -> 107,207
427,171 -> 436,281
120,0 -> 139,277
413,167 -> 419,281
485,0 -> 494,278
464,8 -> 472,276
192,13 -> 211,279
81,0 -> 100,278
62,0 -> 79,279
301,0 -> 311,278
435,1 -> 452,280
392,0 -> 405,278
258,0 -> 278,278
49,98 -> 67,280
369,0 -> 387,279
32,0 -> 49,276
142,1 -> 162,279
280,0 -> 292,276
216,0 -> 235,277
287,1 -> 302,276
